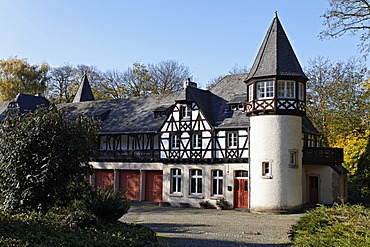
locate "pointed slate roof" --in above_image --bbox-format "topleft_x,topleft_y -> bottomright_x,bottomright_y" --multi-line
73,74 -> 95,103
245,14 -> 307,82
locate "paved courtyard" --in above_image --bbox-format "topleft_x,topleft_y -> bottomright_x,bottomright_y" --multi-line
121,203 -> 302,247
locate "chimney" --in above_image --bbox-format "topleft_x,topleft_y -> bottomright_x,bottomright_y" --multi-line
183,78 -> 197,89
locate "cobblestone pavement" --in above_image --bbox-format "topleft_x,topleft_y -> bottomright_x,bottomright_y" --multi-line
121,203 -> 302,247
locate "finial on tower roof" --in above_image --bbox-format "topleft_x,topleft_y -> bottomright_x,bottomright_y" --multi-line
274,11 -> 278,18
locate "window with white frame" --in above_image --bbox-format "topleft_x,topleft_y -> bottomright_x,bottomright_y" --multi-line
262,161 -> 272,178
289,150 -> 298,168
190,169 -> 202,194
170,168 -> 182,193
248,84 -> 254,102
256,81 -> 274,99
298,82 -> 304,101
212,170 -> 223,196
171,134 -> 180,149
277,80 -> 295,98
181,105 -> 191,119
227,132 -> 238,148
192,133 -> 202,149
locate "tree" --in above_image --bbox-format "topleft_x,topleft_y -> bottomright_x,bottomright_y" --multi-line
123,63 -> 153,97
148,60 -> 191,94
101,69 -> 127,99
48,63 -> 77,103
320,0 -> 370,55
306,56 -> 369,146
0,57 -> 49,101
306,56 -> 370,200
0,105 -> 100,213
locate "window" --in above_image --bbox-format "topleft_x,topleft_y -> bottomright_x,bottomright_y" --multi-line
181,105 -> 191,119
212,170 -> 223,196
277,80 -> 295,98
262,161 -> 272,178
256,81 -> 274,99
227,132 -> 237,148
248,84 -> 254,102
298,82 -> 304,101
171,168 -> 182,193
235,170 -> 248,178
190,169 -> 202,194
171,134 -> 180,149
192,134 -> 202,149
289,150 -> 298,168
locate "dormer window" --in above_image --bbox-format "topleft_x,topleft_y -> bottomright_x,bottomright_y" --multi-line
256,81 -> 274,99
180,105 -> 191,119
277,80 -> 295,98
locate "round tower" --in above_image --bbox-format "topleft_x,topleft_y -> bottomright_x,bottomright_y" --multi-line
245,14 -> 308,212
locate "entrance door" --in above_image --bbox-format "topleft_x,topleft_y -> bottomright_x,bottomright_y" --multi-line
95,170 -> 114,190
119,170 -> 140,200
308,176 -> 319,204
145,171 -> 163,202
234,179 -> 249,208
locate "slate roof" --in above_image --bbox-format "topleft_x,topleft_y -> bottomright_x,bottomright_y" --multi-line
63,93 -> 182,134
73,75 -> 95,103
245,15 -> 308,82
0,94 -> 50,121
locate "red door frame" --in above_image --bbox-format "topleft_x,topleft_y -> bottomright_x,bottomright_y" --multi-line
95,169 -> 114,190
308,176 -> 319,204
234,178 -> 249,208
119,170 -> 140,200
145,171 -> 163,202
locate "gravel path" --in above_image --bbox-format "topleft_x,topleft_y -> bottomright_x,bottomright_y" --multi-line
121,203 -> 301,247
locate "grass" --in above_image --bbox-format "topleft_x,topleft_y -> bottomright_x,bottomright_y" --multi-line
289,203 -> 370,247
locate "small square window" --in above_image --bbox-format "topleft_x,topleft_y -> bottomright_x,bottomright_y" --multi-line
262,161 -> 272,178
289,150 -> 298,168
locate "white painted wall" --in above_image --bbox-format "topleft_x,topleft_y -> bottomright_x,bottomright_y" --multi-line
249,115 -> 303,212
303,165 -> 335,204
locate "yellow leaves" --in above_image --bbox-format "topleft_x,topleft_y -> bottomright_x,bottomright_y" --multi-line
0,57 -> 49,101
333,130 -> 370,174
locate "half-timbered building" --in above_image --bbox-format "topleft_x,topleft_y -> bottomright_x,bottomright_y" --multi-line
61,14 -> 347,212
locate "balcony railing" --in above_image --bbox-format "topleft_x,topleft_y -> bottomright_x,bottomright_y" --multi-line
303,147 -> 343,166
93,149 -> 160,161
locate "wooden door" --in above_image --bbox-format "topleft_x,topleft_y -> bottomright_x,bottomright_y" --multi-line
234,179 -> 249,208
119,170 -> 140,200
309,176 -> 319,204
95,170 -> 114,190
145,171 -> 163,202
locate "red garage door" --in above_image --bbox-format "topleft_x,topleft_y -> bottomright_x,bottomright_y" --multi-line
95,170 -> 114,190
145,171 -> 163,202
119,170 -> 140,200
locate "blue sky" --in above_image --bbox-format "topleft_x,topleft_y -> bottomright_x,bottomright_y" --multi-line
0,0 -> 363,88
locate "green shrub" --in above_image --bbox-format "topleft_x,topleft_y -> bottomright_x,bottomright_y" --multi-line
0,210 -> 156,247
73,187 -> 132,222
289,203 -> 370,246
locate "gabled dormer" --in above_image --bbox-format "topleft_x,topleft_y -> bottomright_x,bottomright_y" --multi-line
73,73 -> 95,103
245,13 -> 308,116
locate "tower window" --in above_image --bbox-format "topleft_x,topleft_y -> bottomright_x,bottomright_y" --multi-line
248,84 -> 254,102
289,150 -> 298,168
262,161 -> 272,178
277,80 -> 295,98
256,81 -> 274,99
298,82 -> 304,101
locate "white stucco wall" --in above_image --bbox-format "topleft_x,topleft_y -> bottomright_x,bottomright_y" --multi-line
303,165 -> 335,204
249,115 -> 303,212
